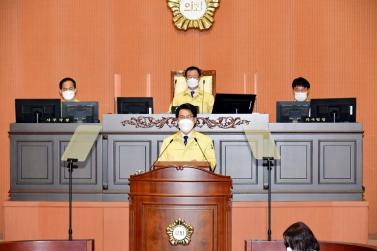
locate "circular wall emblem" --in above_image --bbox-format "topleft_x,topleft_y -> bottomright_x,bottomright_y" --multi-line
180,0 -> 207,20
167,0 -> 220,30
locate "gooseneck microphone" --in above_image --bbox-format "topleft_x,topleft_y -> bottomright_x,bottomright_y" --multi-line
173,79 -> 177,97
201,80 -> 205,114
171,79 -> 177,113
194,137 -> 211,170
150,139 -> 174,171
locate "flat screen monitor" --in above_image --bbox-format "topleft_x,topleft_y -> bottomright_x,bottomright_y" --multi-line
117,97 -> 153,114
15,99 -> 61,123
212,93 -> 256,114
276,101 -> 311,123
310,98 -> 356,122
62,102 -> 99,123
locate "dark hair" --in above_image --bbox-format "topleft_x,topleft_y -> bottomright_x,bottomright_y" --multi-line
175,103 -> 198,118
283,222 -> 320,251
59,78 -> 76,89
184,66 -> 201,77
292,77 -> 310,89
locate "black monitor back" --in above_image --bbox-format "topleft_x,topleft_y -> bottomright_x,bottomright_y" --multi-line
276,101 -> 311,123
212,93 -> 256,114
117,97 -> 153,114
61,102 -> 99,123
15,99 -> 61,123
310,98 -> 356,122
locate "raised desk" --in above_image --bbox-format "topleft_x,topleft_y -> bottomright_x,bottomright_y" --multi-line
9,114 -> 363,201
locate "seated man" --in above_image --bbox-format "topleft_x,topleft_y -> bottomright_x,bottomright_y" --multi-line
59,77 -> 79,101
168,66 -> 214,113
292,77 -> 310,101
159,103 -> 216,171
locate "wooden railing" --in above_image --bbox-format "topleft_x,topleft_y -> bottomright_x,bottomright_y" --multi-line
245,240 -> 377,251
0,239 -> 94,251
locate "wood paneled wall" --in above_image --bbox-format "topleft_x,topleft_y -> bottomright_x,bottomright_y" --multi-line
2,201 -> 369,251
1,0 -> 376,235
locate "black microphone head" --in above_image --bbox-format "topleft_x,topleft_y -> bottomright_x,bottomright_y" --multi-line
194,137 -> 198,142
169,139 -> 174,143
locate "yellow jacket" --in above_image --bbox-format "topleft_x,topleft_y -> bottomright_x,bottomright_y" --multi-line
168,88 -> 214,114
159,130 -> 216,171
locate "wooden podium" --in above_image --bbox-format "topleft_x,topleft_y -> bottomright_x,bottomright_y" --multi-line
128,162 -> 232,251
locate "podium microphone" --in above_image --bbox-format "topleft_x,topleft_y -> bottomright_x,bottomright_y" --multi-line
173,79 -> 177,98
170,79 -> 177,114
201,80 -> 205,114
150,139 -> 174,171
194,138 -> 211,170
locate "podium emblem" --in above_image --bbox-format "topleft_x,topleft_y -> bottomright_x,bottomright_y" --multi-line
166,218 -> 194,246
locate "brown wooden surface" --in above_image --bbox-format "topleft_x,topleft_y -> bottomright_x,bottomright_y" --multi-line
244,240 -> 377,251
129,165 -> 231,251
154,161 -> 210,171
0,239 -> 94,251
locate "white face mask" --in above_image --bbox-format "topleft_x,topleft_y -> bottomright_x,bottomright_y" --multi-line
178,119 -> 194,133
62,90 -> 75,101
187,78 -> 199,88
294,92 -> 307,101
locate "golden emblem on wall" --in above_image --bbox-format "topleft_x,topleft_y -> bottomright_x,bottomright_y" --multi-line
167,0 -> 220,30
166,218 -> 194,246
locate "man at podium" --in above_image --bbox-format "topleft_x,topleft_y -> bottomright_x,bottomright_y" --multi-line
159,103 -> 216,171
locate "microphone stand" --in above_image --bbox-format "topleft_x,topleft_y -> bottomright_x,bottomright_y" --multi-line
173,79 -> 177,98
263,157 -> 274,241
194,138 -> 211,171
66,158 -> 78,240
201,80 -> 205,114
150,139 -> 174,171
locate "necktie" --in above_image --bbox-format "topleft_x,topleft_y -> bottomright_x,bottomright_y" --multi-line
190,91 -> 195,98
183,136 -> 188,146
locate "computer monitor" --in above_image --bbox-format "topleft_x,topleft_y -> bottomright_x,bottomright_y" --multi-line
117,97 -> 153,114
212,93 -> 256,114
310,98 -> 356,122
15,99 -> 61,123
276,101 -> 311,123
61,102 -> 99,123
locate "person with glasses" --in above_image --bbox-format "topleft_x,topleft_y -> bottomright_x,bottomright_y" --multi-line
292,77 -> 310,102
168,66 -> 214,113
59,77 -> 79,102
159,103 -> 216,171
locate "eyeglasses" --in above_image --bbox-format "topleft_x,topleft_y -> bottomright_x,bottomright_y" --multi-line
178,115 -> 194,120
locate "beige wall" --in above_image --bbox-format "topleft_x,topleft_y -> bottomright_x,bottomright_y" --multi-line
1,0 -> 376,235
